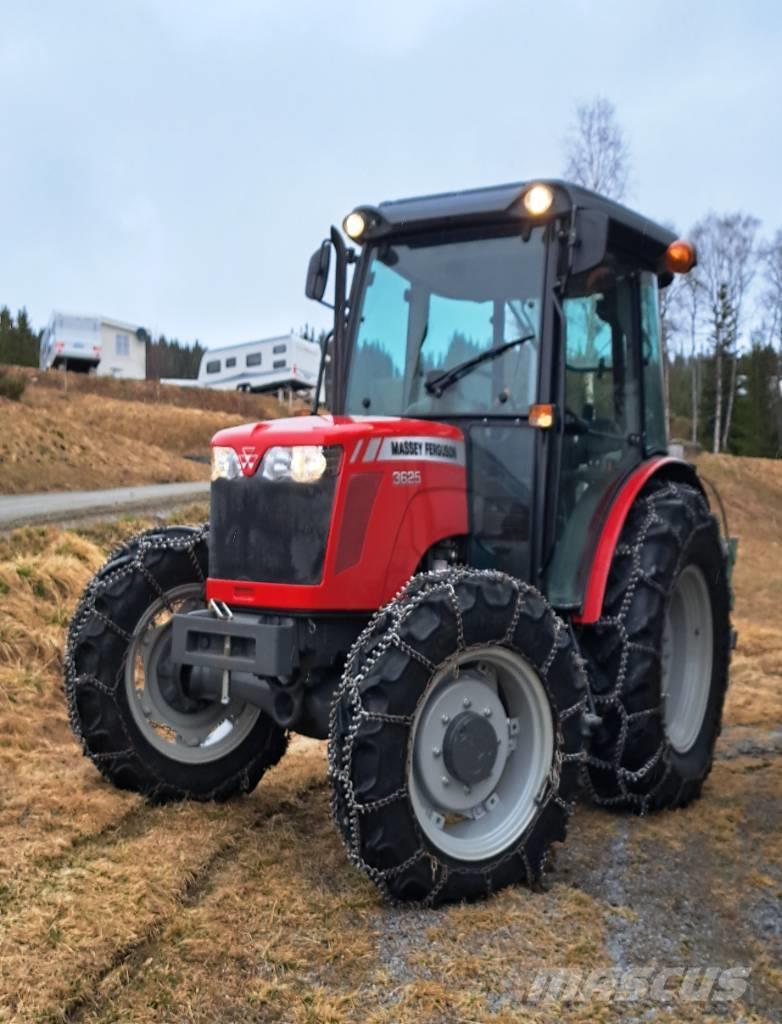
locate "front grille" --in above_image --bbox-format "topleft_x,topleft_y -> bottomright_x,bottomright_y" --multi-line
210,456 -> 340,585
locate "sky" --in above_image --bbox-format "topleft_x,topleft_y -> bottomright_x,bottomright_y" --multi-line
1,0 -> 781,349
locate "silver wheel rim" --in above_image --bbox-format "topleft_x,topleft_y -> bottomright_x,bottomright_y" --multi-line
125,583 -> 261,764
408,646 -> 554,862
661,564 -> 713,755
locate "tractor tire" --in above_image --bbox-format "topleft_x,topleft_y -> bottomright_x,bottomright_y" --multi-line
64,524 -> 287,802
579,480 -> 731,812
328,568 -> 587,905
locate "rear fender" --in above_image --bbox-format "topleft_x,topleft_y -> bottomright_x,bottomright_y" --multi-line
573,457 -> 706,625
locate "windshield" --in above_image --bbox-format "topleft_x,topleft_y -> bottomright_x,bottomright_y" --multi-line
344,229 -> 546,417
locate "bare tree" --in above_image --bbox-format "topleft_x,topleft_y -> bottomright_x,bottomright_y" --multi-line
763,230 -> 782,448
563,97 -> 630,200
689,212 -> 759,453
764,229 -> 782,346
680,273 -> 703,445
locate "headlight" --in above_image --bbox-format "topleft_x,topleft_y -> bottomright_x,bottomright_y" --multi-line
261,445 -> 334,483
211,446 -> 243,481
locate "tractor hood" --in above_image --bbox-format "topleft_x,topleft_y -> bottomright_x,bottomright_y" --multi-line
211,415 -> 465,477
207,413 -> 469,611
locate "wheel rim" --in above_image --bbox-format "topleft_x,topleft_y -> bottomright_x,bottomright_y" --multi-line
125,583 -> 261,764
408,646 -> 554,862
661,564 -> 713,755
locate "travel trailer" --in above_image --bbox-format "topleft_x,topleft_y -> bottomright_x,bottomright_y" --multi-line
40,312 -> 147,379
192,334 -> 320,393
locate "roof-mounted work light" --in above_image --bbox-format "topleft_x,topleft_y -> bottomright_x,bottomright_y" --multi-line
522,183 -> 554,216
343,211 -> 367,241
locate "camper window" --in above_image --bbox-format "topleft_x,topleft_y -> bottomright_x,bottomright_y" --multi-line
246,352 -> 261,367
226,357 -> 236,368
273,344 -> 286,354
206,360 -> 221,374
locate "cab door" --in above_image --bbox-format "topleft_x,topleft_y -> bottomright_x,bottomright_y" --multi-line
545,268 -> 644,609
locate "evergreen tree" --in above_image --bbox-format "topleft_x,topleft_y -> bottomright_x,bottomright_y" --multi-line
146,335 -> 205,379
0,307 -> 39,366
730,340 -> 781,457
0,307 -> 14,363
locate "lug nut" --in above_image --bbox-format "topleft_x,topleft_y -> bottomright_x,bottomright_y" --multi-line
463,697 -> 472,708
441,713 -> 450,724
441,776 -> 450,787
463,784 -> 471,794
432,747 -> 441,758
483,707 -> 492,717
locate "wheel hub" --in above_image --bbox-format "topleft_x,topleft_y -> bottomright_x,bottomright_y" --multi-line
408,646 -> 555,862
413,672 -> 510,814
125,582 -> 261,764
443,711 -> 499,785
662,563 -> 714,754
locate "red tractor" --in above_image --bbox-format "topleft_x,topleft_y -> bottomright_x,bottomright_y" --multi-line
65,181 -> 734,904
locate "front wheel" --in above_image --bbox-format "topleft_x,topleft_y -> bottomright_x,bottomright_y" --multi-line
64,525 -> 287,802
328,569 -> 587,905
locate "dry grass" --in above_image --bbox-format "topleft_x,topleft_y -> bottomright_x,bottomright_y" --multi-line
0,372 -> 305,495
17,365 -> 305,418
0,458 -> 779,1023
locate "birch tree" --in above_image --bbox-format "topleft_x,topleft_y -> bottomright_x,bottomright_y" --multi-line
689,213 -> 759,452
764,230 -> 782,346
763,230 -> 782,447
563,97 -> 630,200
679,273 -> 703,444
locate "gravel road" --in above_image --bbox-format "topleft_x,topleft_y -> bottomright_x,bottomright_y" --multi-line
0,481 -> 210,529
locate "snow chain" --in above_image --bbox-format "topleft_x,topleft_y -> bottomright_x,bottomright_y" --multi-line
63,524 -> 209,754
579,481 -> 718,813
327,566 -> 588,906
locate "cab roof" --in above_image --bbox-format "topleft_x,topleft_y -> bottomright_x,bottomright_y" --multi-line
369,179 -> 676,257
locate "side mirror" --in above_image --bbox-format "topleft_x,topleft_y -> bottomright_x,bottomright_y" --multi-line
305,240 -> 332,302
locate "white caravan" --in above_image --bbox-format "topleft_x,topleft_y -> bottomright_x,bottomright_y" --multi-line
194,334 -> 321,393
40,312 -> 147,379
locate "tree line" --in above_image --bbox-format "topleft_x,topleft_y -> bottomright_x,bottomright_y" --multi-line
0,305 -> 204,380
565,98 -> 782,457
0,307 -> 40,366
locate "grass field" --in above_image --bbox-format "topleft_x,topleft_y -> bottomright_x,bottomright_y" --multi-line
0,371 -> 300,494
0,457 -> 781,1022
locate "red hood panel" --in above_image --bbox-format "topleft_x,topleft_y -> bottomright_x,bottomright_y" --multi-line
212,415 -> 465,476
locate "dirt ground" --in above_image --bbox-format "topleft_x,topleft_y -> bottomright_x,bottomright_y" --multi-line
0,456 -> 781,1023
0,372 -> 300,495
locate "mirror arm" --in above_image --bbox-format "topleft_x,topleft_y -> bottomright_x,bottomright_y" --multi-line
311,329 -> 334,415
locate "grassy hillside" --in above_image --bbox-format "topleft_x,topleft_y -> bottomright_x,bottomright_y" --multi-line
0,371 -> 302,494
0,460 -> 780,1022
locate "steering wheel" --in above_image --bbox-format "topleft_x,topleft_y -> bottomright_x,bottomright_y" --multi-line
563,407 -> 593,434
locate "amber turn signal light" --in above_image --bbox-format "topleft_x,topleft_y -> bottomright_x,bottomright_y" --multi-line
529,403 -> 555,429
664,240 -> 697,274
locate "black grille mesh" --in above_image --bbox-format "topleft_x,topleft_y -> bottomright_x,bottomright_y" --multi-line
210,449 -> 341,585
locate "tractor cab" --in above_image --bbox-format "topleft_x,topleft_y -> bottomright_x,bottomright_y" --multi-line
307,180 -> 694,612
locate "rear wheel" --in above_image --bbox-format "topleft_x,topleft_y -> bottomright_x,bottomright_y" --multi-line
64,525 -> 287,802
579,480 -> 731,811
329,568 -> 587,905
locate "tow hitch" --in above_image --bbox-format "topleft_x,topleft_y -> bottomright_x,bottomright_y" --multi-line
170,600 -> 303,727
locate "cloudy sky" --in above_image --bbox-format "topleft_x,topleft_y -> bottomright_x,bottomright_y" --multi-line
1,0 -> 780,348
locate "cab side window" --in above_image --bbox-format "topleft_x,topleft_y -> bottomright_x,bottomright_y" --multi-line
563,274 -> 637,435
639,272 -> 667,453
